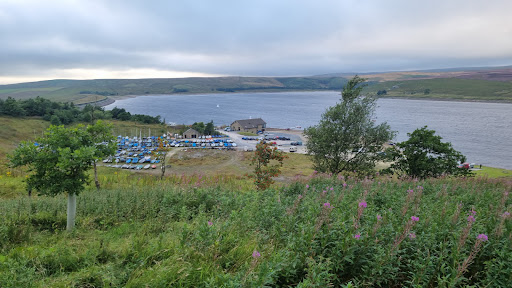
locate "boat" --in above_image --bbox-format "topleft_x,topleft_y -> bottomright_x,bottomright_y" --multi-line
151,165 -> 157,169
144,164 -> 150,169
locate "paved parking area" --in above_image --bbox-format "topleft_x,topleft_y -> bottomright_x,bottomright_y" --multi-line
223,129 -> 307,154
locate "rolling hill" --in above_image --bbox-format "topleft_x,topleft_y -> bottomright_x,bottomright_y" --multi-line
1,66 -> 512,104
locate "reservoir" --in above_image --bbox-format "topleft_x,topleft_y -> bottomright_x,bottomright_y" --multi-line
105,91 -> 512,169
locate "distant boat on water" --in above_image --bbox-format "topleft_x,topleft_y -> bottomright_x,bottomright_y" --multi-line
216,104 -> 220,108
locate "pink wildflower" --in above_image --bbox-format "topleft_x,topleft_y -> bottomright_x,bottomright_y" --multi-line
359,201 -> 367,208
377,214 -> 382,221
477,234 -> 488,242
502,211 -> 510,218
323,202 -> 332,208
330,187 -> 334,191
252,250 -> 261,258
467,215 -> 476,223
408,233 -> 416,239
354,234 -> 361,240
306,184 -> 309,189
207,221 -> 213,226
411,216 -> 419,222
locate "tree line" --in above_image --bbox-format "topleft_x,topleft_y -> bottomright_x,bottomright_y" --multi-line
0,96 -> 162,125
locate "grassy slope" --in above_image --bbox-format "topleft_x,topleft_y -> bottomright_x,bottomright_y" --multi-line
0,77 -> 346,104
365,78 -> 512,102
0,117 -> 50,161
0,117 -> 168,162
1,175 -> 511,286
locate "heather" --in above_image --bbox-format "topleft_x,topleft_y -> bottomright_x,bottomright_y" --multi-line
0,174 -> 511,287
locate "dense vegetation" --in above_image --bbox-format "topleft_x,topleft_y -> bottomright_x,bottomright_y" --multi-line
0,171 -> 511,287
387,126 -> 472,179
0,97 -> 162,125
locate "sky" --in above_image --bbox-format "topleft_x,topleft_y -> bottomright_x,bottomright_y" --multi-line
1,0 -> 511,84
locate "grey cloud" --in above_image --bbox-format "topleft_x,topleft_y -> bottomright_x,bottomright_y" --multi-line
1,0 -> 512,82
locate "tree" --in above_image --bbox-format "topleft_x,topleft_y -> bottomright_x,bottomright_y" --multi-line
250,141 -> 287,191
157,137 -> 171,180
386,126 -> 472,179
305,76 -> 395,175
2,97 -> 25,117
204,120 -> 215,135
86,120 -> 116,190
9,125 -> 96,231
191,122 -> 205,135
50,114 -> 62,125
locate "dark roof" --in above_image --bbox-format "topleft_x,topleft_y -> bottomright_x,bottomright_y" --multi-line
183,128 -> 200,135
232,118 -> 266,129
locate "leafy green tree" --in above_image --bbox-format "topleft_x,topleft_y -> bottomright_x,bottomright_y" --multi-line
192,122 -> 205,135
250,141 -> 287,190
50,114 -> 62,125
86,120 -> 116,190
118,111 -> 131,121
386,126 -> 472,179
9,125 -> 96,231
305,76 -> 395,175
2,97 -> 25,116
204,120 -> 215,135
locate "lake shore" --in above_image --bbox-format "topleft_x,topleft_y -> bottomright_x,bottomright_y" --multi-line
102,91 -> 512,107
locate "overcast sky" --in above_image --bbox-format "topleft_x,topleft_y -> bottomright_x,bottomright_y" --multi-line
1,0 -> 511,84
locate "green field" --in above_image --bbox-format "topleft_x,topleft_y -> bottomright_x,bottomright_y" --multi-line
365,78 -> 512,102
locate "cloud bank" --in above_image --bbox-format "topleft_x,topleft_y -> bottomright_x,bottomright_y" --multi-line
1,0 -> 511,84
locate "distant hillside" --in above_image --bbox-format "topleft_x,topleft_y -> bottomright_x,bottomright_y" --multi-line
0,77 -> 347,104
365,78 -> 512,102
1,66 -> 512,105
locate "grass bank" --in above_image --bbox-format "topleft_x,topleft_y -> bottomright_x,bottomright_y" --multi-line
1,174 -> 511,287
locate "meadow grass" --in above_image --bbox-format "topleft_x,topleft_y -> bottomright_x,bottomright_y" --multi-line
237,132 -> 258,136
1,172 -> 511,287
474,166 -> 512,178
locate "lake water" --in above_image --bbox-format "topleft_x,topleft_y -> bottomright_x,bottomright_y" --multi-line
105,91 -> 512,169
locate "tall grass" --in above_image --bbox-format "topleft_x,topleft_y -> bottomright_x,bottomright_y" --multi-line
0,174 -> 511,287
